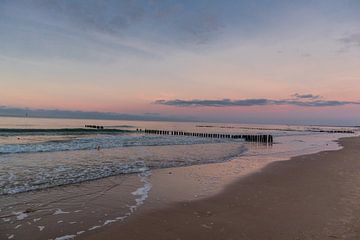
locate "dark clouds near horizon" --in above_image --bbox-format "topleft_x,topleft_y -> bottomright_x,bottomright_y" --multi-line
155,94 -> 360,107
292,93 -> 321,100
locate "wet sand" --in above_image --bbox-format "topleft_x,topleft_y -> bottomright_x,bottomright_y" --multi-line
83,137 -> 360,240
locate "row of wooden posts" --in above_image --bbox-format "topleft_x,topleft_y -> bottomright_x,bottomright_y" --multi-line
317,130 -> 354,134
140,129 -> 273,143
85,125 -> 104,129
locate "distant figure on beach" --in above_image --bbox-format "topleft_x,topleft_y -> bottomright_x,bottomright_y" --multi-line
96,146 -> 101,151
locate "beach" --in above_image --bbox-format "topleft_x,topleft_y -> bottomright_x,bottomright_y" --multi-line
0,117 -> 358,240
3,2 -> 360,238
81,136 -> 360,240
3,1 -> 360,239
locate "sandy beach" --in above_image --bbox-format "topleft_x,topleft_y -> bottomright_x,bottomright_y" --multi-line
79,136 -> 360,240
1,134 -> 358,240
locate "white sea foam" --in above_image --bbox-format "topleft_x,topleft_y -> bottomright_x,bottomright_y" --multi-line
54,235 -> 76,240
103,219 -> 116,225
51,170 -> 152,239
130,171 -> 152,212
14,211 -> 28,220
53,209 -> 70,215
88,225 -> 101,231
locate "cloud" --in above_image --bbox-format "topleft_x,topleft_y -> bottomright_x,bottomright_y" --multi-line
155,99 -> 270,107
338,33 -> 360,53
176,11 -> 224,44
143,112 -> 161,116
339,34 -> 360,47
0,0 -> 227,63
154,95 -> 360,107
35,1 -> 146,34
292,93 -> 321,99
3,1 -> 225,44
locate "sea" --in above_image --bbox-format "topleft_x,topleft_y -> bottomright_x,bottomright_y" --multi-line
0,116 -> 358,196
0,116 -> 359,239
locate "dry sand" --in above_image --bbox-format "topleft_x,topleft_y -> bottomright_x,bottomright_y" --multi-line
82,137 -> 360,240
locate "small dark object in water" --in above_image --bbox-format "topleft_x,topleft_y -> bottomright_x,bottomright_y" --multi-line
24,208 -> 34,213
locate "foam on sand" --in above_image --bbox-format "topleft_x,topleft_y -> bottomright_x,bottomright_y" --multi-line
52,170 -> 152,239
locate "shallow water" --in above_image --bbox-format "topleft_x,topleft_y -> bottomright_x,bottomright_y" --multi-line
0,142 -> 246,195
0,117 -> 358,195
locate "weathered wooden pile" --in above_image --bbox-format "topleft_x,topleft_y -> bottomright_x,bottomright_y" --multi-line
141,129 -> 273,143
318,130 -> 354,134
85,125 -> 104,129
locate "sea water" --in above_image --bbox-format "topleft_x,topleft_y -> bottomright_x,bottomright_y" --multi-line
0,116 -> 358,195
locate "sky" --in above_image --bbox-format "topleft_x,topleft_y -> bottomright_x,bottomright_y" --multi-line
1,0 -> 360,125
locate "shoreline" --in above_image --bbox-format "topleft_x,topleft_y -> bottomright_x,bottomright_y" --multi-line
82,136 -> 360,240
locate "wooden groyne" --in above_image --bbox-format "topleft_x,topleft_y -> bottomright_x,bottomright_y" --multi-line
85,125 -> 104,129
140,129 -> 273,143
317,130 -> 354,134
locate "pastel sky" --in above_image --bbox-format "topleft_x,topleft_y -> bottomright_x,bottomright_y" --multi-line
1,0 -> 360,125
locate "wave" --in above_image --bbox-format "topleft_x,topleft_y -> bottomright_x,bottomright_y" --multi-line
0,143 -> 247,195
0,161 -> 150,195
0,134 -> 240,154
